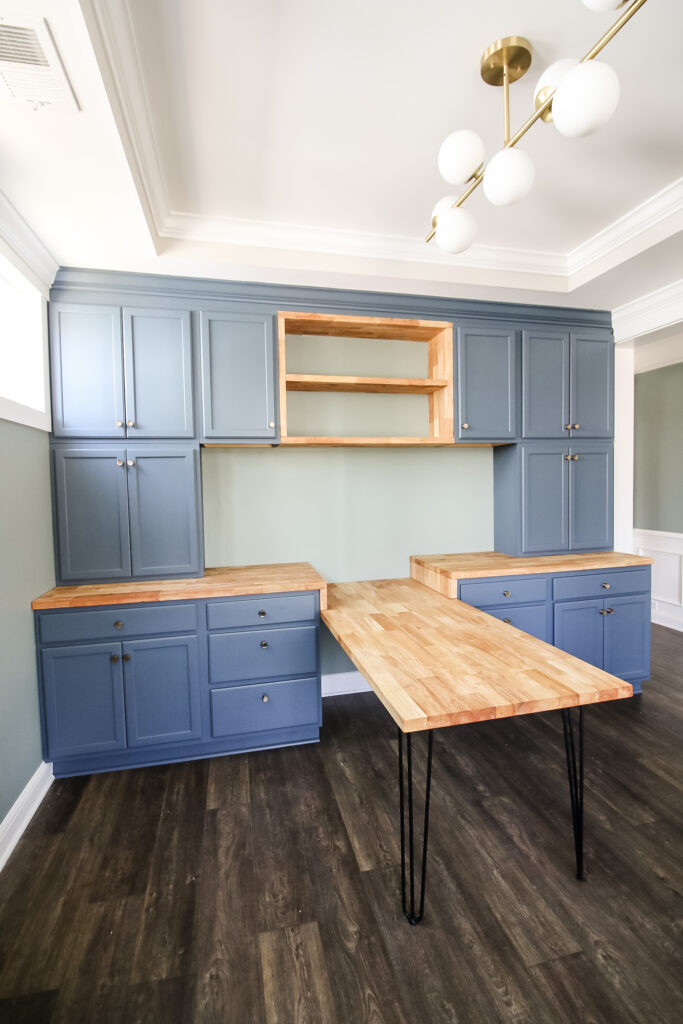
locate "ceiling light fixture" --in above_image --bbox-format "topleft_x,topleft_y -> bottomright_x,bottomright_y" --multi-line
428,0 -> 648,254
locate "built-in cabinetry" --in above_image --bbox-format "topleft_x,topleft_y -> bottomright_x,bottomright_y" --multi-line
456,324 -> 518,441
457,565 -> 650,692
34,586 -> 322,777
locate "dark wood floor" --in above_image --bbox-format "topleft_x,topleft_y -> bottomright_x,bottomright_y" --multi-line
1,624 -> 681,1023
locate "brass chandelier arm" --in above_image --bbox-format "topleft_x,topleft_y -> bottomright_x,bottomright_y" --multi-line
426,0 -> 649,245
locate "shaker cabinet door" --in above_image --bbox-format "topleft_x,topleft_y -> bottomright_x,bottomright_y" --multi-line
521,445 -> 569,554
521,329 -> 570,439
50,304 -> 125,438
200,312 -> 276,440
568,445 -> 613,551
456,325 -> 518,440
553,600 -> 603,670
603,595 -> 650,683
122,308 -> 194,438
569,331 -> 613,439
122,635 -> 202,746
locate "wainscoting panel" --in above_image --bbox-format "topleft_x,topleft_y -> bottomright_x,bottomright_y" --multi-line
634,528 -> 683,631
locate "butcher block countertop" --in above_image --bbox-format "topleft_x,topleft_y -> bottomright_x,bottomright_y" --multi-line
410,551 -> 653,600
321,579 -> 632,733
32,563 -> 328,610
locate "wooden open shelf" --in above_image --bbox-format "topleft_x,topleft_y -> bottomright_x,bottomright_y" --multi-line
278,311 -> 454,447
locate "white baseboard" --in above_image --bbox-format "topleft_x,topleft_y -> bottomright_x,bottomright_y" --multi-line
322,670 -> 371,698
0,762 -> 53,873
634,528 -> 683,633
651,599 -> 683,632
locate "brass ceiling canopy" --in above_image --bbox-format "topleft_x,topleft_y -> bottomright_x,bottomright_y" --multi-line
480,36 -> 533,87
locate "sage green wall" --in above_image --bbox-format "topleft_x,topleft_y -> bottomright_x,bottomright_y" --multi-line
634,362 -> 683,534
0,419 -> 55,820
202,446 -> 493,672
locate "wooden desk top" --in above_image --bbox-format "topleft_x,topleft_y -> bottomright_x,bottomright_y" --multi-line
411,551 -> 653,599
322,579 -> 632,733
32,563 -> 328,610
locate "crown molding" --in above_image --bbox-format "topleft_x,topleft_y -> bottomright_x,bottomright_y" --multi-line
78,0 -> 169,249
0,189 -> 57,295
612,279 -> 683,343
568,178 -> 683,290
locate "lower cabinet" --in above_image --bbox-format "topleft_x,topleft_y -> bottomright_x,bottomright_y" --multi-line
459,566 -> 650,693
36,591 -> 322,776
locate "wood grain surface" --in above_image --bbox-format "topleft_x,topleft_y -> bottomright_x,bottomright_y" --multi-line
411,550 -> 654,598
322,579 -> 632,732
32,563 -> 328,611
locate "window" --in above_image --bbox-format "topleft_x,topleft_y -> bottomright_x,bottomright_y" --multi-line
0,253 -> 51,430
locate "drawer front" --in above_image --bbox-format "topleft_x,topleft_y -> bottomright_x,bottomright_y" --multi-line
486,604 -> 551,643
208,625 -> 318,685
38,603 -> 198,644
553,568 -> 650,602
211,677 -> 320,738
459,576 -> 548,608
207,592 -> 318,630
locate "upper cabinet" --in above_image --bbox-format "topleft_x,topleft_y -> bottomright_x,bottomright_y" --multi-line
522,327 -> 613,440
200,311 -> 276,442
456,324 -> 518,441
50,304 -> 195,439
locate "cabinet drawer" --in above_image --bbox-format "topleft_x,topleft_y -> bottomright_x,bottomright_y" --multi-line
459,576 -> 547,608
38,603 -> 197,644
486,604 -> 551,643
207,592 -> 317,630
211,677 -> 320,738
553,568 -> 649,602
208,625 -> 317,684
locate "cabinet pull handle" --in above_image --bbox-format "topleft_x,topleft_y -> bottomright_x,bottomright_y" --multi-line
261,694 -> 270,703
564,424 -> 572,431
127,459 -> 135,467
123,653 -> 131,661
110,654 -> 119,662
127,420 -> 135,428
115,420 -> 123,428
114,620 -> 123,629
573,424 -> 580,430
599,609 -> 607,615
570,454 -> 579,461
260,640 -> 269,649
503,617 -> 511,624
503,590 -> 511,598
564,454 -> 571,460
606,607 -> 614,614
601,582 -> 611,589
461,422 -> 469,430
258,609 -> 267,618
116,459 -> 124,467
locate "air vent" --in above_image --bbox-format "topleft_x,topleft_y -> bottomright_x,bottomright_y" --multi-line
0,13 -> 78,110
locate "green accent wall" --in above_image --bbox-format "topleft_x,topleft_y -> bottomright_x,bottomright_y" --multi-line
634,362 -> 683,534
0,419 -> 55,820
202,446 -> 493,672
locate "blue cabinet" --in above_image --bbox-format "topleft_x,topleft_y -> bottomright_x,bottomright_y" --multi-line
456,324 -> 518,440
52,444 -> 203,583
494,442 -> 613,557
522,327 -> 613,440
123,635 -> 201,746
555,593 -> 650,686
200,311 -> 276,441
553,599 -> 603,668
50,303 -> 195,439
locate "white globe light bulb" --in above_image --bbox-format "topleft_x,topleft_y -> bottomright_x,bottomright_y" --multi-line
552,61 -> 620,137
581,0 -> 626,11
431,196 -> 458,223
534,58 -> 579,114
483,149 -> 535,207
434,207 -> 477,254
438,130 -> 485,185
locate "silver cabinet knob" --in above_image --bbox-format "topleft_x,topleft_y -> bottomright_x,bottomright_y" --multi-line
258,609 -> 267,618
268,421 -> 275,429
116,459 -> 124,467
260,640 -> 268,649
601,582 -> 611,589
461,423 -> 469,430
115,420 -> 123,428
261,694 -> 269,703
599,609 -> 607,615
503,590 -> 511,598
127,420 -> 135,427
573,424 -> 580,430
564,424 -> 572,431
127,459 -> 135,467
606,607 -> 614,614
503,617 -> 511,624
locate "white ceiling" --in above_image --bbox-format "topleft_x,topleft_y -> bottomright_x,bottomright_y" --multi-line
0,0 -> 682,318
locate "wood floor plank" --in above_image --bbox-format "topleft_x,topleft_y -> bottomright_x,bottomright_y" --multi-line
260,921 -> 336,1024
206,751 -> 250,812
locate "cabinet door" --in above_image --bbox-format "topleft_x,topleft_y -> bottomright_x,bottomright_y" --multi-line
123,635 -> 202,746
521,446 -> 569,553
200,312 -> 276,440
50,304 -> 125,438
53,447 -> 131,581
456,325 -> 518,440
126,446 -> 201,577
123,308 -> 194,438
569,331 -> 613,439
554,600 -> 603,669
41,643 -> 126,758
521,329 -> 570,438
603,595 -> 650,683
569,445 -> 612,551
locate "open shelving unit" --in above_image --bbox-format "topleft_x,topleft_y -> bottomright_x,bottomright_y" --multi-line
277,311 -> 455,446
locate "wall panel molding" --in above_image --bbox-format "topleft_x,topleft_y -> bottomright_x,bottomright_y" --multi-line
634,528 -> 683,632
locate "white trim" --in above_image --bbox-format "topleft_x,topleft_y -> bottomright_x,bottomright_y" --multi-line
0,762 -> 54,873
568,178 -> 683,290
650,601 -> 683,632
322,670 -> 371,698
634,528 -> 683,633
612,280 -> 683,344
0,189 -> 57,296
0,396 -> 51,431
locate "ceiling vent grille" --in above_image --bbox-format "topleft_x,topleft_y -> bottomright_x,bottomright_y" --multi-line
0,14 -> 78,110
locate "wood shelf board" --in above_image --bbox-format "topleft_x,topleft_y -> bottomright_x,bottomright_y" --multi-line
279,311 -> 451,342
279,436 -> 456,447
285,374 -> 449,394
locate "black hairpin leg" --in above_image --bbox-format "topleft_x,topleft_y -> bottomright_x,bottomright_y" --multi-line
561,707 -> 585,881
398,728 -> 433,925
